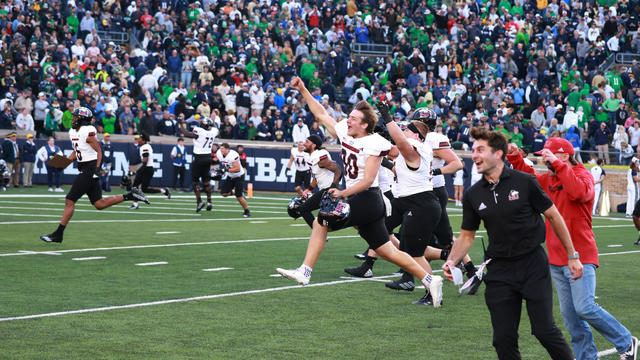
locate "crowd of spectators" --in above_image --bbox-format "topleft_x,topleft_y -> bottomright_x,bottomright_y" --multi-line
0,0 -> 640,163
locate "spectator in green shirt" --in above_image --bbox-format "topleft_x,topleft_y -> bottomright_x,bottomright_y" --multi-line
101,107 -> 117,134
509,126 -> 524,147
299,58 -> 316,84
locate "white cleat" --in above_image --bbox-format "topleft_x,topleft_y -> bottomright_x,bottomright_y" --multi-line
276,268 -> 310,285
429,275 -> 443,308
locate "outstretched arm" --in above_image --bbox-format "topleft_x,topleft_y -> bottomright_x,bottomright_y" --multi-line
375,100 -> 420,166
291,77 -> 337,138
180,124 -> 197,139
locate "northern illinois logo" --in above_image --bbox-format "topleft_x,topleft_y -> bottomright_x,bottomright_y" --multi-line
508,190 -> 519,201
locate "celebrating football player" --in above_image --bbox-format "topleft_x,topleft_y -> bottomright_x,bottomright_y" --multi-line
130,133 -> 171,209
180,117 -> 219,212
216,143 -> 250,217
286,141 -> 312,196
275,77 -> 444,308
40,107 -> 149,243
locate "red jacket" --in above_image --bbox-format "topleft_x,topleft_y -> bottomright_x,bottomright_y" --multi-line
506,153 -> 599,267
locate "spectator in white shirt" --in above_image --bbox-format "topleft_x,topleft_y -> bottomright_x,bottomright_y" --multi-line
291,118 -> 310,143
138,70 -> 159,95
16,108 -> 34,131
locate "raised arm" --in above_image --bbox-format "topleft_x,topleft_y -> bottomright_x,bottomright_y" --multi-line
433,147 -> 463,175
291,77 -> 337,138
180,123 -> 197,139
375,100 -> 420,166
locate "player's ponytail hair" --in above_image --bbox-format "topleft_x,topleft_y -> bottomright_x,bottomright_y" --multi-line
353,100 -> 378,134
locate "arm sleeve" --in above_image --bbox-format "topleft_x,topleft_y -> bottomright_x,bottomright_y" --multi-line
460,191 -> 482,231
553,161 -> 594,203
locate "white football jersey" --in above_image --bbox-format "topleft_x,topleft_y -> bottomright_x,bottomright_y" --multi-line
308,149 -> 333,190
291,147 -> 310,172
216,149 -> 245,178
393,138 -> 433,197
192,126 -> 219,155
335,120 -> 391,189
378,165 -> 393,193
425,131 -> 451,188
139,143 -> 154,167
69,125 -> 98,162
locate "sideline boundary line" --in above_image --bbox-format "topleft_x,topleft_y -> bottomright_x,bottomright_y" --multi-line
0,216 -> 292,225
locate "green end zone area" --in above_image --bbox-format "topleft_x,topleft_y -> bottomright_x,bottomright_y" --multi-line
0,188 -> 638,359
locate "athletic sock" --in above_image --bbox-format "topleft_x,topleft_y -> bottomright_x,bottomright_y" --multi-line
420,273 -> 433,288
54,224 -> 66,235
299,264 -> 312,277
439,247 -> 451,261
402,270 -> 414,282
464,261 -> 477,278
364,256 -> 377,268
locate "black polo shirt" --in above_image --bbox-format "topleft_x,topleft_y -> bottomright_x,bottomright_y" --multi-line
461,166 -> 553,259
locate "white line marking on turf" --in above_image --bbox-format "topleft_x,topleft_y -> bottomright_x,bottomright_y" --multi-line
19,250 -> 62,256
202,267 -> 233,272
290,224 -> 307,227
0,212 -> 61,217
0,235 -> 360,257
72,257 -> 106,261
156,231 -> 180,235
270,274 -> 282,277
0,194 -> 291,201
135,262 -> 168,266
0,216 -> 291,225
249,221 -> 267,224
597,348 -> 618,357
0,206 -> 203,217
0,200 -> 285,211
607,244 -> 623,247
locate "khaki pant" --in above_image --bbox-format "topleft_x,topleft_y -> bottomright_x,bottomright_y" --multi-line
7,159 -> 21,187
596,144 -> 610,164
22,161 -> 34,186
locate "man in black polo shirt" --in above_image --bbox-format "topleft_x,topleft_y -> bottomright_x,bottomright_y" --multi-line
442,127 -> 583,360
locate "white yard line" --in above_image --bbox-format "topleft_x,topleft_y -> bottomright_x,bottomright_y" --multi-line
0,212 -> 61,217
202,267 -> 233,272
0,194 -> 291,201
72,257 -> 106,261
156,231 -> 180,235
0,200 -> 285,210
0,206 -> 203,217
0,235 -> 360,257
0,216 -> 291,225
135,262 -> 168,266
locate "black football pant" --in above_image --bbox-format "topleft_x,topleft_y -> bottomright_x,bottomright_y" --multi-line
484,247 -> 573,360
133,166 -> 161,193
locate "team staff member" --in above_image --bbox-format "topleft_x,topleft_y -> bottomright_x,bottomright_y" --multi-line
21,134 -> 36,188
170,137 -> 187,190
286,142 -> 311,196
294,135 -> 342,228
130,133 -> 171,209
590,158 -> 605,216
443,127 -> 582,359
100,133 -> 114,192
277,77 -> 444,309
216,143 -> 250,217
36,136 -> 63,192
40,108 -> 149,243
181,117 -> 218,212
507,139 -> 638,360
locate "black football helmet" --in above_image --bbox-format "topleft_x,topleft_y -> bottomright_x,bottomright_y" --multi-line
287,195 -> 306,219
72,107 -> 94,129
210,167 -> 225,181
201,117 -> 214,130
317,192 -> 351,229
412,107 -> 437,131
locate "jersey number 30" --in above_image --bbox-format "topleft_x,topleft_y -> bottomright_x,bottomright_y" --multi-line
341,150 -> 358,179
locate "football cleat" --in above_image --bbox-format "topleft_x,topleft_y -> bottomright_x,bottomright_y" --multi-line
206,202 -> 213,211
635,236 -> 640,246
344,263 -> 373,278
196,202 -> 205,213
164,188 -> 171,199
429,275 -> 443,308
129,187 -> 149,204
243,209 -> 251,217
412,292 -> 434,306
40,233 -> 63,243
276,268 -> 309,285
129,203 -> 139,210
385,278 -> 415,292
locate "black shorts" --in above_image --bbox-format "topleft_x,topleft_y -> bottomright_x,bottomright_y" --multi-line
333,187 -> 388,251
385,190 -> 441,257
294,170 -> 311,188
221,176 -> 244,197
191,154 -> 212,183
432,186 -> 454,248
66,160 -> 102,204
633,199 -> 640,217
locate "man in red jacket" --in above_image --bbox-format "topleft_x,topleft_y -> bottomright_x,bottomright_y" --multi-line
506,137 -> 638,360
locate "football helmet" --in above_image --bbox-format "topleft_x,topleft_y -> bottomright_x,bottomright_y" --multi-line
412,107 -> 437,131
72,107 -> 94,128
201,117 -> 214,130
210,167 -> 225,181
317,192 -> 351,229
287,195 -> 306,219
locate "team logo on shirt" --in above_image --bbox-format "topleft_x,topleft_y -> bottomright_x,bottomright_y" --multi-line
508,190 -> 519,201
478,203 -> 487,211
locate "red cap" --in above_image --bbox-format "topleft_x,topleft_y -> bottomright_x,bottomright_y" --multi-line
534,137 -> 574,156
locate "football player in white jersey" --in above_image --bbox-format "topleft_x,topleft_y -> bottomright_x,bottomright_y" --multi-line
590,158 -> 605,216
276,78 -> 444,308
40,107 -> 149,243
293,135 -> 342,228
181,117 -> 219,212
130,133 -> 171,209
216,143 -> 250,217
286,142 -> 312,196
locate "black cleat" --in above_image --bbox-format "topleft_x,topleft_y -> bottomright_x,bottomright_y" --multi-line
129,187 -> 150,204
635,236 -> 640,246
196,202 -> 205,213
206,202 -> 213,211
465,277 -> 482,295
243,209 -> 251,217
344,263 -> 373,278
40,233 -> 63,243
164,188 -> 171,199
412,292 -> 434,306
385,278 -> 415,292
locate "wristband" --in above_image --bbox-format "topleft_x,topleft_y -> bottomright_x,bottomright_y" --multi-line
432,168 -> 442,176
381,157 -> 394,170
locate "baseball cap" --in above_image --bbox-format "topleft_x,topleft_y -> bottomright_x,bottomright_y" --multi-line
26,133 -> 34,138
534,137 -> 574,156
104,133 -> 111,137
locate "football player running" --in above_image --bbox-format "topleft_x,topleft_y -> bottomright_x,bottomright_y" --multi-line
216,143 -> 250,217
130,133 -> 171,209
181,117 -> 219,212
40,107 -> 149,243
286,142 -> 312,196
276,77 -> 443,308
289,135 -> 342,228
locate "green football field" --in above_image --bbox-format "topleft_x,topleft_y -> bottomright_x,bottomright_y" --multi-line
0,188 -> 638,359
